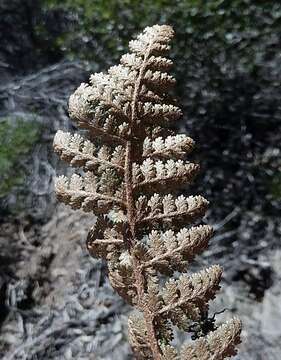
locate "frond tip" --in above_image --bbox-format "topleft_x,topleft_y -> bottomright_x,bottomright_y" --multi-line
129,25 -> 175,56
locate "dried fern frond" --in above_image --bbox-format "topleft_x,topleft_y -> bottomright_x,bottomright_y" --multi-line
54,24 -> 241,359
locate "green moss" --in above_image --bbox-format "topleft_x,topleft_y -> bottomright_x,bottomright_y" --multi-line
0,117 -> 41,197
269,174 -> 281,200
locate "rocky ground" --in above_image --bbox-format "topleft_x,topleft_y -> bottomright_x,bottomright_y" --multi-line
0,207 -> 130,359
1,204 -> 281,359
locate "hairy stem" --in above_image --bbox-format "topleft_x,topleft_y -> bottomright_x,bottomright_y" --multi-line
125,139 -> 162,359
132,257 -> 162,360
125,140 -> 135,246
124,39 -> 162,359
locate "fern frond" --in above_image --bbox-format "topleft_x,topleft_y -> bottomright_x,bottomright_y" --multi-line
54,24 -> 241,360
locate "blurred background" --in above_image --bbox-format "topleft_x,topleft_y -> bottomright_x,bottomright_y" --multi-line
0,1 -> 280,359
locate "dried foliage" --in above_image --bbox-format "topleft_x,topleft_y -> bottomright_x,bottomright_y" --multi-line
54,25 -> 241,359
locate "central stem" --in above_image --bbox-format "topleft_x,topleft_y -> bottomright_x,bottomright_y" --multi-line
124,40 -> 162,360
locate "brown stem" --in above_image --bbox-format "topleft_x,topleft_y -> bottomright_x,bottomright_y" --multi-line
125,140 -> 162,359
132,256 -> 162,360
143,313 -> 162,360
139,206 -> 207,225
66,190 -> 126,207
124,40 -> 163,359
125,140 -> 136,246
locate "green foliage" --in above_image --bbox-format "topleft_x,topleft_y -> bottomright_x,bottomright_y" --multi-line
0,117 -> 41,197
41,0 -> 281,68
270,174 -> 281,200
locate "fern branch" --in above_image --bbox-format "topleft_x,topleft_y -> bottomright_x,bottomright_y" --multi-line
137,195 -> 209,225
54,174 -> 126,213
133,159 -> 200,192
69,84 -> 128,145
180,318 -> 242,360
142,134 -> 195,159
54,130 -> 125,172
142,225 -> 213,271
159,265 -> 223,316
87,123 -> 127,144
